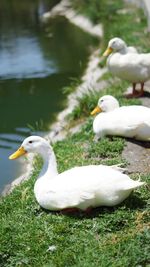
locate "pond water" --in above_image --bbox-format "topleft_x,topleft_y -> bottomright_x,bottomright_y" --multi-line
0,0 -> 98,193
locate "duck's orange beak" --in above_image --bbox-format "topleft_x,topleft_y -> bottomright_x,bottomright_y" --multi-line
9,146 -> 27,160
91,106 -> 102,116
103,47 -> 113,57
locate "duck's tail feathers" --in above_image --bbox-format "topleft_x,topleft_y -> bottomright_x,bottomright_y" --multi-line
123,181 -> 145,191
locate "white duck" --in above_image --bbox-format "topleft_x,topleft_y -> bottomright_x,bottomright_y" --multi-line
9,136 -> 144,211
91,95 -> 150,141
103,37 -> 150,97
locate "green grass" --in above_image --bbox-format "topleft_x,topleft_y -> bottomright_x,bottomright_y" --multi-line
70,0 -> 150,52
0,1 -> 150,267
67,80 -> 141,122
0,131 -> 149,267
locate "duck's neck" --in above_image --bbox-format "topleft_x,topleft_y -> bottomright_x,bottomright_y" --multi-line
118,45 -> 128,54
38,146 -> 58,180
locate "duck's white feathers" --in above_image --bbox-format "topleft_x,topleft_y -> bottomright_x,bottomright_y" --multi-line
108,52 -> 150,83
34,165 -> 143,210
93,105 -> 150,140
127,46 -> 137,53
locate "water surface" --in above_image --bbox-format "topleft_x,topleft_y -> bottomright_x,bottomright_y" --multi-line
0,0 -> 98,193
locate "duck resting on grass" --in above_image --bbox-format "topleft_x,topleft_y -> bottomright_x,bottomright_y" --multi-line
103,37 -> 150,98
9,136 -> 144,211
91,95 -> 150,141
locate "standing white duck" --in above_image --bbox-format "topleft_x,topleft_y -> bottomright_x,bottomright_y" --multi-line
9,136 -> 144,211
103,37 -> 150,97
91,95 -> 150,141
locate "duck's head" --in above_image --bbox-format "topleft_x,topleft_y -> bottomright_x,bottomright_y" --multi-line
103,37 -> 127,56
9,136 -> 50,160
91,95 -> 119,115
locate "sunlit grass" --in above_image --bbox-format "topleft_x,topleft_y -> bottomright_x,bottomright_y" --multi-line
0,128 -> 149,267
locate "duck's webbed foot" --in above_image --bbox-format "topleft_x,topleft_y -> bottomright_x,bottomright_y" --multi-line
125,91 -> 142,98
125,90 -> 144,98
124,83 -> 144,98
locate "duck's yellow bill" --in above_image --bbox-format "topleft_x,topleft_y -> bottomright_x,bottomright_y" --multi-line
9,146 -> 27,160
91,106 -> 102,116
103,47 -> 113,57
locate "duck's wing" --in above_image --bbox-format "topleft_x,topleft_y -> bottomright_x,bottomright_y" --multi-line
117,53 -> 150,68
129,53 -> 150,71
45,177 -> 97,210
127,46 -> 137,53
46,165 -> 125,210
50,187 -> 96,210
112,106 -> 150,131
110,163 -> 127,173
124,107 -> 150,139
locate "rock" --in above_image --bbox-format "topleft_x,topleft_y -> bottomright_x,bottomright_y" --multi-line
122,83 -> 150,174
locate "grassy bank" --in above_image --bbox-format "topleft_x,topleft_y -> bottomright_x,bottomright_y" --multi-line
0,1 -> 150,267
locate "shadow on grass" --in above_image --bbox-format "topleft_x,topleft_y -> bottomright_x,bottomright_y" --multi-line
33,193 -> 146,219
121,90 -> 150,99
126,138 -> 150,148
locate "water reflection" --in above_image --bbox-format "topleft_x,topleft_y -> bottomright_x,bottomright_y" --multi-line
0,0 -> 98,193
0,74 -> 71,133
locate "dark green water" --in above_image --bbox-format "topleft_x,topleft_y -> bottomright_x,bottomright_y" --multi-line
0,0 -> 98,193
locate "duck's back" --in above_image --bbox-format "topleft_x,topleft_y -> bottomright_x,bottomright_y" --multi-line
108,52 -> 150,82
93,106 -> 150,140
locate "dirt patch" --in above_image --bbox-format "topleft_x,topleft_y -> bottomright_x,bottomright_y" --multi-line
122,140 -> 150,174
122,84 -> 150,174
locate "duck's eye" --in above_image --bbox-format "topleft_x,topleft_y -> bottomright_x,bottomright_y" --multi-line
29,141 -> 33,144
